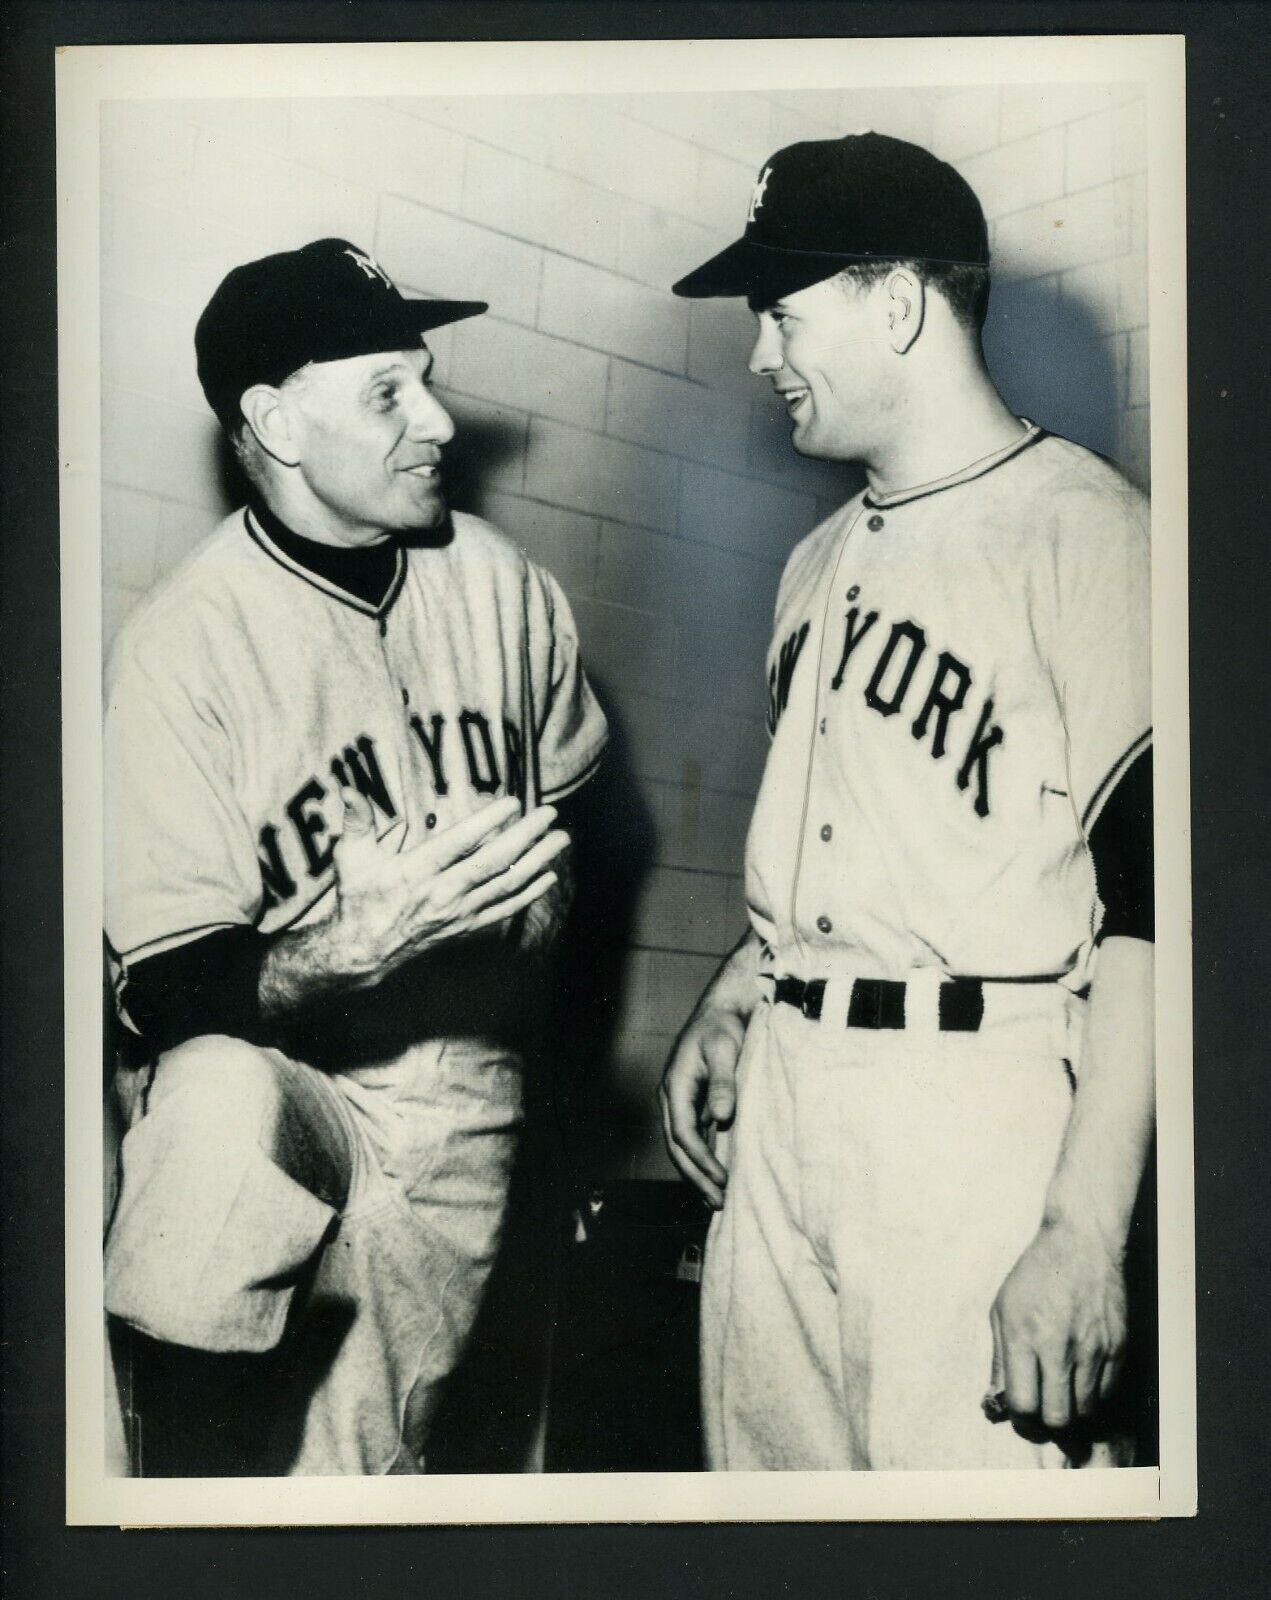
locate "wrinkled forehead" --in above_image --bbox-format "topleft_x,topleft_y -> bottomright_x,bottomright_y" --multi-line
292,341 -> 434,396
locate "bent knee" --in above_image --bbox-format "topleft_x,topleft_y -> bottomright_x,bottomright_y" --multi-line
147,1034 -> 287,1139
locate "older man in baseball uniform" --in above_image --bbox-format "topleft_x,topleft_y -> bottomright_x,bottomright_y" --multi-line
103,239 -> 607,1475
662,135 -> 1153,1471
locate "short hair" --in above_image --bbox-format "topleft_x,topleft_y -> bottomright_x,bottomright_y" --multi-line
834,258 -> 991,335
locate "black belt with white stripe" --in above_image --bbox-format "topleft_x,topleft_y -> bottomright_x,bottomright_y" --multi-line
771,974 -> 986,1033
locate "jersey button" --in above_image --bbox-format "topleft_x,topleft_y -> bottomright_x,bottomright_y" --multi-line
820,824 -> 832,842
819,717 -> 827,734
816,915 -> 832,935
401,687 -> 410,705
867,513 -> 885,532
425,813 -> 437,830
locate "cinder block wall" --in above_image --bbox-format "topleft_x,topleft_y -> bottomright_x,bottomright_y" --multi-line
100,85 -> 1148,1178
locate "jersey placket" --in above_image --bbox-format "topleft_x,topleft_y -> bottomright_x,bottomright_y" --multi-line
373,594 -> 442,840
789,505 -> 869,966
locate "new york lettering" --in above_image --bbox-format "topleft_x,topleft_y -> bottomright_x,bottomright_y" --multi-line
257,711 -> 519,911
829,603 -> 1004,818
767,621 -> 810,733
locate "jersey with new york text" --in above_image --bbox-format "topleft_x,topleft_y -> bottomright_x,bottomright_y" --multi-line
105,508 -> 608,969
746,424 -> 1151,987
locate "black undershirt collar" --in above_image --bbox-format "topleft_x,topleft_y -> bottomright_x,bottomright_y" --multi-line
247,497 -> 400,611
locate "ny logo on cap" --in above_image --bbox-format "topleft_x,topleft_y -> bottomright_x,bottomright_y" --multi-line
344,247 -> 392,288
747,165 -> 773,224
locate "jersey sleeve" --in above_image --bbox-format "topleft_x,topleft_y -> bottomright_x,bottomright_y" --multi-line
104,640 -> 263,963
528,565 -> 609,801
1045,477 -> 1152,830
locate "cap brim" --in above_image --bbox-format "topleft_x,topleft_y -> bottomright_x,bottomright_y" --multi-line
672,237 -> 872,305
402,296 -> 488,333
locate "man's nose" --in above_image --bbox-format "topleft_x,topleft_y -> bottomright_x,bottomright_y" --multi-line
748,317 -> 782,377
405,385 -> 455,445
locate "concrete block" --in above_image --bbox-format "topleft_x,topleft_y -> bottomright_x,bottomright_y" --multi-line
288,98 -> 466,215
731,713 -> 771,796
478,491 -> 599,596
1112,98 -> 1148,178
747,393 -> 862,504
191,129 -> 378,257
449,315 -> 609,431
610,92 -> 774,168
959,127 -> 1065,220
999,83 -> 1119,143
101,291 -> 186,406
554,100 -> 701,217
768,99 -> 839,149
645,948 -> 727,1033
462,140 -> 624,271
102,388 -> 228,512
687,300 -> 755,391
101,103 -> 198,211
102,196 -> 257,313
566,594 -> 678,701
152,499 -> 223,580
386,94 -> 561,164
652,782 -> 754,879
376,195 -> 543,327
538,254 -> 689,375
525,417 -> 680,534
182,98 -> 292,153
1065,108 -> 1117,194
993,182 -> 1119,280
631,865 -> 736,956
596,521 -> 776,631
768,88 -> 845,127
605,359 -> 751,472
103,583 -> 144,653
1114,174 -> 1148,257
616,199 -> 724,294
603,684 -> 744,793
431,387 -> 528,495
677,613 -> 775,721
835,87 -> 932,146
930,87 -> 1001,161
102,484 -> 162,591
679,461 -> 818,564
694,148 -> 756,238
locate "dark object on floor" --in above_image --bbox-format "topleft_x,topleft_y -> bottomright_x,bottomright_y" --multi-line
545,1179 -> 711,1473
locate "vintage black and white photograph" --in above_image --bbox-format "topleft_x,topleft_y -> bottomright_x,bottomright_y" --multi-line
60,35 -> 1192,1523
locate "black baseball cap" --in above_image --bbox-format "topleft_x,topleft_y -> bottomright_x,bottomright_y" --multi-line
195,238 -> 487,428
672,133 -> 989,306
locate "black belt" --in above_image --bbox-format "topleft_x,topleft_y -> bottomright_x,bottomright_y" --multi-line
772,974 -> 985,1033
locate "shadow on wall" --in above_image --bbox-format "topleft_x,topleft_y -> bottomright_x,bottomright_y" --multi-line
545,690 -> 658,1184
984,276 -> 1125,468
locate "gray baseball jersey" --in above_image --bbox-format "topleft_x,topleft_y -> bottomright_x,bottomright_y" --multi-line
105,508 -> 608,970
747,423 -> 1151,987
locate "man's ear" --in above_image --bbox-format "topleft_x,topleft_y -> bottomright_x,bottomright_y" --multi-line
240,384 -> 302,467
884,267 -> 924,354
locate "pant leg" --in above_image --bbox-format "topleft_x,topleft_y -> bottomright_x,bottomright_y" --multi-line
700,1004 -> 850,1470
285,1040 -> 525,1475
104,1034 -> 351,1356
821,1037 -> 1124,1469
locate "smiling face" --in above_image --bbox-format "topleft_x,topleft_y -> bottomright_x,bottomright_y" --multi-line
748,274 -> 898,464
286,344 -> 455,546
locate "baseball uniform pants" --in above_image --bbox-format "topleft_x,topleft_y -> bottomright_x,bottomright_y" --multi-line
105,1031 -> 521,1475
700,972 -> 1132,1470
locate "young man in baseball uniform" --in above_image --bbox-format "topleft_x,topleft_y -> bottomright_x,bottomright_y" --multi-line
662,136 -> 1153,1471
103,239 -> 608,1474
